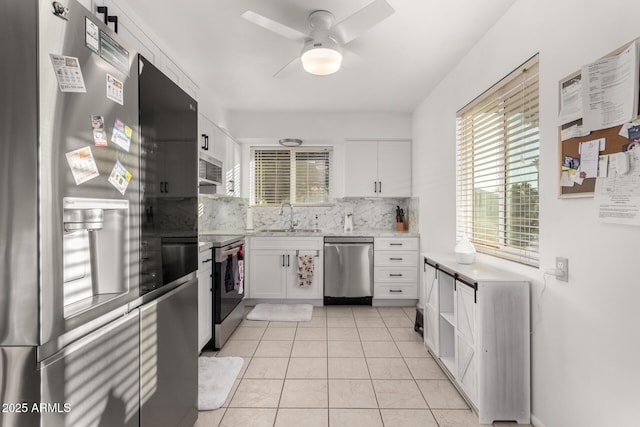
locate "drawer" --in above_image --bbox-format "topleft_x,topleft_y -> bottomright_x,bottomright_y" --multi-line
198,248 -> 213,267
374,283 -> 417,299
250,236 -> 322,250
374,237 -> 418,251
374,250 -> 418,267
374,266 -> 418,283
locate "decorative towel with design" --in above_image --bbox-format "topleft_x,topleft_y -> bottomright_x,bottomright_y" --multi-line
225,255 -> 235,292
297,254 -> 315,287
235,246 -> 244,294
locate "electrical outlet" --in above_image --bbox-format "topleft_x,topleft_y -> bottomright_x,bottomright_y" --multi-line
555,257 -> 568,282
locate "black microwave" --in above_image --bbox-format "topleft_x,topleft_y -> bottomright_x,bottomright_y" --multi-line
199,154 -> 223,186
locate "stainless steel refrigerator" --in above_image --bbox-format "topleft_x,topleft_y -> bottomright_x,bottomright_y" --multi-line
1,1 -> 142,425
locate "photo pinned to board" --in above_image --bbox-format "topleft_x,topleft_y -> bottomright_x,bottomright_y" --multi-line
111,118 -> 132,152
108,160 -> 132,195
91,115 -> 107,146
65,146 -> 99,185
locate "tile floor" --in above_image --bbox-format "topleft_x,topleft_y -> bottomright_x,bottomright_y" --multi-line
196,305 -> 532,427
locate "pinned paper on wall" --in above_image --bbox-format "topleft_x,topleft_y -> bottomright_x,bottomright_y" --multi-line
91,115 -> 107,146
50,54 -> 86,93
111,119 -> 132,152
106,73 -> 124,105
108,160 -> 132,195
558,75 -> 583,126
578,139 -> 601,178
65,146 -> 99,185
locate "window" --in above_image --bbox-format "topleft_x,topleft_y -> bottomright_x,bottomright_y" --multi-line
251,147 -> 332,206
456,55 -> 539,267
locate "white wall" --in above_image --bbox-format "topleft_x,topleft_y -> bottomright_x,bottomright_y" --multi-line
412,0 -> 640,426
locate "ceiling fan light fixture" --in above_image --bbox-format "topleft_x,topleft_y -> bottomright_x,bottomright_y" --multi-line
301,37 -> 342,76
279,138 -> 303,147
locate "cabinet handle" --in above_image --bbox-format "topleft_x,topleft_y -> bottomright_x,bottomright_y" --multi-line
202,258 -> 212,263
282,255 -> 285,267
287,254 -> 290,267
389,243 -> 403,246
160,181 -> 164,193
389,289 -> 403,293
165,181 -> 169,193
107,15 -> 118,33
389,257 -> 403,261
206,135 -> 210,150
201,134 -> 207,150
374,181 -> 377,193
378,181 -> 382,193
389,273 -> 403,277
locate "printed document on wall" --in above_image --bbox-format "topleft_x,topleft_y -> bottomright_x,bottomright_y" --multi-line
595,149 -> 640,226
581,41 -> 640,132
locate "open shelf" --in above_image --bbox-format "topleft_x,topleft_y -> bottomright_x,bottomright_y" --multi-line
441,356 -> 455,374
440,311 -> 454,327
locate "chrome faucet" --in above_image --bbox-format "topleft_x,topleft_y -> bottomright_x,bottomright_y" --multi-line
279,202 -> 295,231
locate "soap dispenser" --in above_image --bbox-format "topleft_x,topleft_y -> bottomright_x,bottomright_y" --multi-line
344,213 -> 353,232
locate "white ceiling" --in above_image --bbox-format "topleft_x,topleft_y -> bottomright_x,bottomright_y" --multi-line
125,0 -> 516,113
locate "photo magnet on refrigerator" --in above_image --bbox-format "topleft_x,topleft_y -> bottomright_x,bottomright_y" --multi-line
91,115 -> 107,146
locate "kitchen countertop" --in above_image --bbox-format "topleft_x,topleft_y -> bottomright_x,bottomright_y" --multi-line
200,229 -> 419,238
422,252 -> 531,283
198,234 -> 245,247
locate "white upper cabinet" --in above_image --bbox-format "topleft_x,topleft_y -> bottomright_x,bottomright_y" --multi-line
198,113 -> 216,157
345,140 -> 411,197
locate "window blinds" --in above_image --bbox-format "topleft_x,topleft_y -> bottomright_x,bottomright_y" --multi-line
456,55 -> 540,267
251,148 -> 332,206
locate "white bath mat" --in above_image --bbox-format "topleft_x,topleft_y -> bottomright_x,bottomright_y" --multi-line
198,356 -> 243,411
246,303 -> 313,322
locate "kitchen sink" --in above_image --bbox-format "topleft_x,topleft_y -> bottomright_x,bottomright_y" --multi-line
256,228 -> 322,233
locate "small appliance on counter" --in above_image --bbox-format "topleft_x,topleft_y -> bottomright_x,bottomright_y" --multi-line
344,213 -> 354,232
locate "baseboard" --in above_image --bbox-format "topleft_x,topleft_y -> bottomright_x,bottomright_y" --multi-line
531,413 -> 546,427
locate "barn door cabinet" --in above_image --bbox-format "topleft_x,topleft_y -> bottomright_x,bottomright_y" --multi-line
421,254 -> 531,424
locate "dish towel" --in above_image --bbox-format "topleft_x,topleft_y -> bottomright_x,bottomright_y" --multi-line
235,246 -> 244,294
224,255 -> 235,292
297,253 -> 314,287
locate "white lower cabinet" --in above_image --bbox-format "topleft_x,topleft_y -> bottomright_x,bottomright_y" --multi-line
374,237 -> 419,300
197,246 -> 213,351
422,254 -> 530,425
248,237 -> 323,300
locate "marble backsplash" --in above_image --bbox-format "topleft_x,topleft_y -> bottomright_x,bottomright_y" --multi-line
199,195 -> 419,233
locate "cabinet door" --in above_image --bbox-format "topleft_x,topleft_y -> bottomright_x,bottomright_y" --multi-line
199,113 -> 216,156
345,141 -> 378,197
249,250 -> 286,298
214,127 -> 228,195
286,251 -> 323,299
423,263 -> 439,354
377,141 -> 411,197
455,282 -> 477,404
197,251 -> 213,351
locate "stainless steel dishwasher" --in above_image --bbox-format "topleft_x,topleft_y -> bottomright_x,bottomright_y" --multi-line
324,236 -> 374,305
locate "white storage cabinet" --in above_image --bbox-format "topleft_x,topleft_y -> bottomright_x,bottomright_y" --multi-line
197,245 -> 213,350
248,237 -> 323,300
373,237 -> 419,300
422,255 -> 530,424
345,141 -> 411,197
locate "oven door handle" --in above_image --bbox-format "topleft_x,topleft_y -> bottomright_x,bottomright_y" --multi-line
216,246 -> 241,263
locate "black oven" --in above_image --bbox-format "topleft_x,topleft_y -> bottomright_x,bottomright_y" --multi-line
207,236 -> 245,350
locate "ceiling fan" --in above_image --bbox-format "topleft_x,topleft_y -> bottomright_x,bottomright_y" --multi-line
241,0 -> 395,77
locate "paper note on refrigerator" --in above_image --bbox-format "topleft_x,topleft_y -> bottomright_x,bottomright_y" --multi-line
65,146 -> 99,185
106,73 -> 124,105
50,54 -> 87,93
91,115 -> 107,146
111,118 -> 132,152
108,160 -> 132,195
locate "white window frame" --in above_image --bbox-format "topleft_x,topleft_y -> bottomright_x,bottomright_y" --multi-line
250,146 -> 333,207
456,54 -> 540,267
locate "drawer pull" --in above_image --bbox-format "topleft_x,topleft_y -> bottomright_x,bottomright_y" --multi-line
202,258 -> 212,263
389,257 -> 403,261
389,273 -> 403,277
389,289 -> 403,293
390,243 -> 403,246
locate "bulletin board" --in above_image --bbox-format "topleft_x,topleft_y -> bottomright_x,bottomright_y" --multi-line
558,38 -> 640,198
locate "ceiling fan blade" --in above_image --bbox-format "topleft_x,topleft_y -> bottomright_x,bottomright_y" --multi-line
332,0 -> 395,44
273,55 -> 301,78
241,10 -> 308,42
